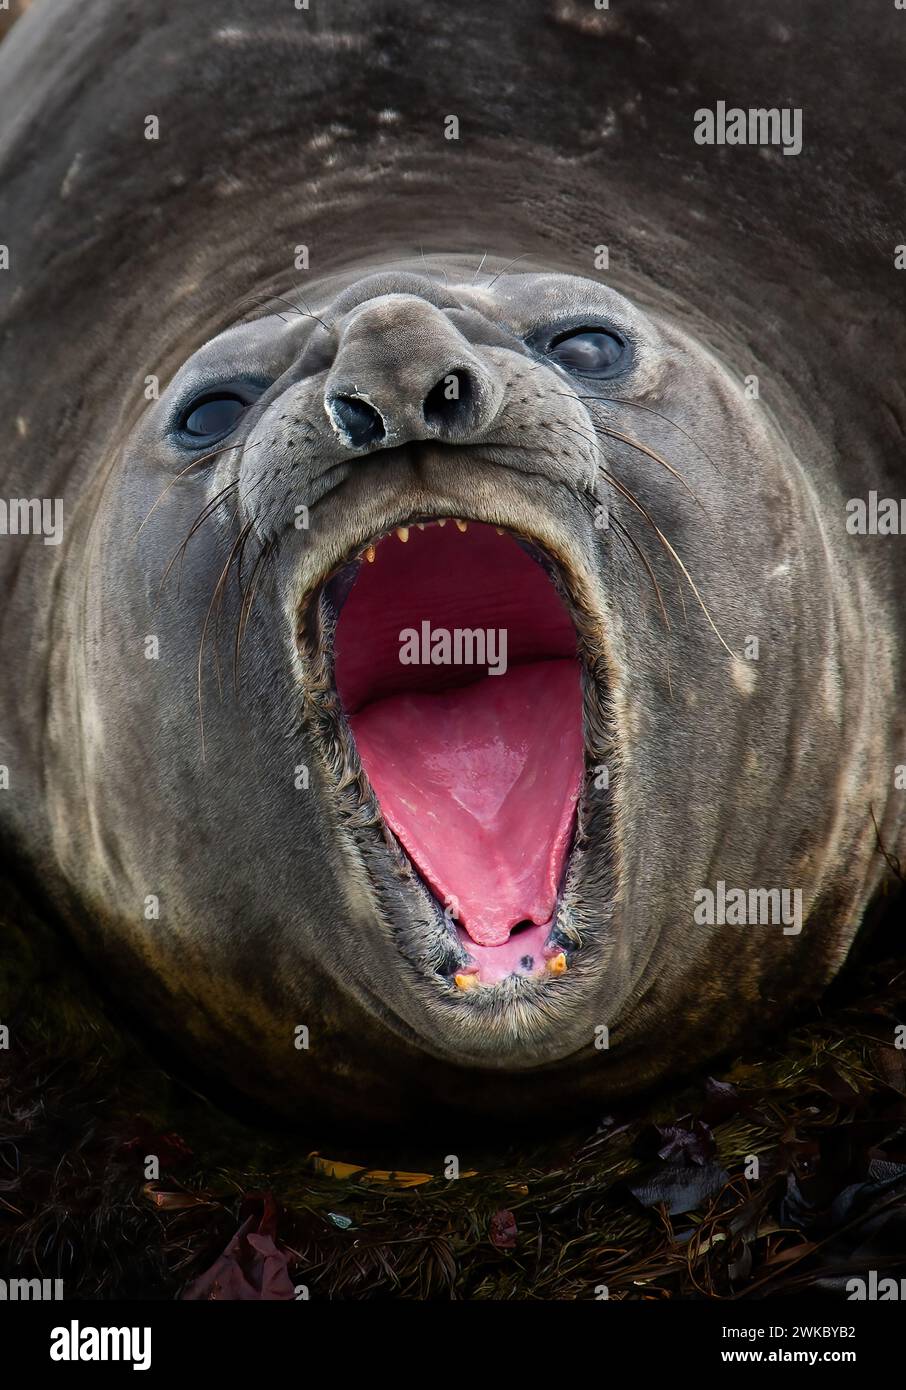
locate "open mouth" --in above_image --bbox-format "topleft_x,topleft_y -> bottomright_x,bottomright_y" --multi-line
304,520 -> 587,989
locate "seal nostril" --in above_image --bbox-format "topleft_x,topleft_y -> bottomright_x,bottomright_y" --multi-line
423,369 -> 475,435
329,393 -> 385,449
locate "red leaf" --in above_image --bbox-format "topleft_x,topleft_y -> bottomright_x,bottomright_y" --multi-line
182,1195 -> 296,1300
489,1209 -> 518,1250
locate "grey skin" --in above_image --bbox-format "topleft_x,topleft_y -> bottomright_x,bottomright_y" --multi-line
0,0 -> 904,1130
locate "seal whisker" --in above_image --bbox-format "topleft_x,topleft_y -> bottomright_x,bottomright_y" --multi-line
234,535 -> 277,679
608,512 -> 673,636
232,500 -> 258,592
547,413 -> 693,623
550,390 -> 707,508
543,415 -> 689,627
553,423 -> 735,653
870,804 -> 904,884
171,484 -> 242,598
594,421 -> 708,515
231,282 -> 295,318
295,289 -> 334,332
199,517 -> 256,715
589,500 -> 677,698
233,279 -> 331,330
167,471 -> 267,599
587,395 -> 724,478
157,479 -> 241,599
230,524 -> 267,695
485,252 -> 530,287
619,527 -> 674,700
271,293 -> 332,332
541,417 -> 727,641
230,280 -> 325,329
590,460 -> 694,629
135,442 -> 245,539
586,416 -> 706,511
212,476 -> 273,642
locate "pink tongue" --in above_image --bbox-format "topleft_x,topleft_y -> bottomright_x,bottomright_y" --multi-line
349,660 -> 583,947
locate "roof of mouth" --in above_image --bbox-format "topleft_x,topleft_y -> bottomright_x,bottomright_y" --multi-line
333,519 -> 579,714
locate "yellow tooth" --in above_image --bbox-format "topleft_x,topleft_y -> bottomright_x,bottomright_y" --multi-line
547,952 -> 568,977
364,544 -> 376,563
455,519 -> 468,532
396,526 -> 409,543
416,523 -> 426,531
454,972 -> 480,992
437,519 -> 447,528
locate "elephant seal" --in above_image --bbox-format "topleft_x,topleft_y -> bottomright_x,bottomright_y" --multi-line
0,0 -> 904,1131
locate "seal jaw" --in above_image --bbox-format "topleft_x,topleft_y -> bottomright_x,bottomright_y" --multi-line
295,506 -> 614,1020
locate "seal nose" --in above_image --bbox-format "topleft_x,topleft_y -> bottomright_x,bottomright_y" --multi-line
324,296 -> 501,452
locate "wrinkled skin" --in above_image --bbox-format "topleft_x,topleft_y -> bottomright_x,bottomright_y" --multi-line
0,0 -> 904,1130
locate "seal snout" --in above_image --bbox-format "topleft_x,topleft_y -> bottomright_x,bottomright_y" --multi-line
324,295 -> 501,452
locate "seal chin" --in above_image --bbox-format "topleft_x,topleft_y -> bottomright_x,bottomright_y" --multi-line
296,498 -> 609,1014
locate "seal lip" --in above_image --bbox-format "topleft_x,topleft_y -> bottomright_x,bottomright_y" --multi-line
294,505 -> 613,1004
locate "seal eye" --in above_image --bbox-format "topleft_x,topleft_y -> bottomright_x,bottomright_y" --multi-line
547,328 -> 625,377
180,394 -> 248,440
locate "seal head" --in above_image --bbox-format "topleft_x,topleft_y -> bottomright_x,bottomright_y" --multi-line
1,0 -> 904,1129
